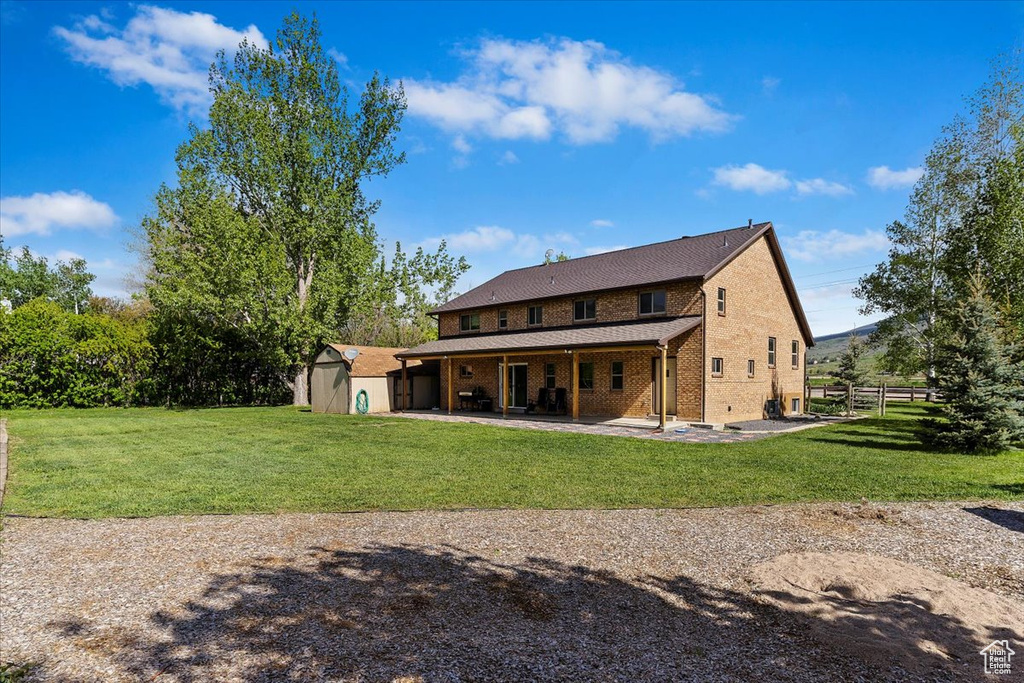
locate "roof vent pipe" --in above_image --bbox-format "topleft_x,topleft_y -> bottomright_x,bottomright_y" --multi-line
722,235 -> 729,247
748,218 -> 753,229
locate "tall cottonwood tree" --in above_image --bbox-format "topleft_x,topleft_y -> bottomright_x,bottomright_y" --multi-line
144,12 -> 466,405
856,51 -> 1023,397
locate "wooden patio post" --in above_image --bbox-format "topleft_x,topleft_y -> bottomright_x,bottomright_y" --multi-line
446,358 -> 453,415
502,354 -> 509,419
572,350 -> 580,422
401,359 -> 407,411
659,345 -> 667,430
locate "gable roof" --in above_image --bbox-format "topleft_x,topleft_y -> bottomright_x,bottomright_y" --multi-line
317,345 -> 422,377
432,222 -> 770,315
433,221 -> 814,346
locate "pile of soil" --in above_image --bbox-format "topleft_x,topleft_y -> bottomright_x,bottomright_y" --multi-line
749,552 -> 1024,677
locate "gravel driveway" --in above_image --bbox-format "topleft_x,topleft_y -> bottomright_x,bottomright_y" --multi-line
2,501 -> 1022,682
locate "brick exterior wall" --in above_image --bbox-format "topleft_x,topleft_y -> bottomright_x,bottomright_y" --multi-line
438,281 -> 702,338
431,233 -> 808,424
437,322 -> 705,420
703,236 -> 807,423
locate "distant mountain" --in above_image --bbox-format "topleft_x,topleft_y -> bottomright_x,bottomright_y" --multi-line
807,322 -> 881,364
813,322 -> 879,345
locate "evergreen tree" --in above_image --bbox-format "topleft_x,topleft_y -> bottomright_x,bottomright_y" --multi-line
925,276 -> 1024,453
831,334 -> 868,388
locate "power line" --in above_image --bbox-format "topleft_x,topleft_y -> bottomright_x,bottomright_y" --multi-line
794,263 -> 877,280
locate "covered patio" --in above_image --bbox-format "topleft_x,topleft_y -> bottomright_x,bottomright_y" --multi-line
388,409 -> 766,444
395,317 -> 702,428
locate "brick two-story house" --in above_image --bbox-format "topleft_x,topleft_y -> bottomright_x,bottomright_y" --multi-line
395,221 -> 814,425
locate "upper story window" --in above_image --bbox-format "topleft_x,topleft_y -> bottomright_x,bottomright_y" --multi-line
498,310 -> 508,329
639,290 -> 667,316
747,359 -> 755,377
460,313 -> 480,332
792,340 -> 800,368
768,337 -> 777,368
528,305 -> 544,326
578,362 -> 594,390
711,357 -> 724,377
573,298 -> 597,322
717,287 -> 727,316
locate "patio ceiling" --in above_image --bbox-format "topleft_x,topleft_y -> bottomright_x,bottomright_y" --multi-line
395,316 -> 701,359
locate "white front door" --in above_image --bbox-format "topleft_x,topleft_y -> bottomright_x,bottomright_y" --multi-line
653,357 -> 677,415
498,363 -> 528,408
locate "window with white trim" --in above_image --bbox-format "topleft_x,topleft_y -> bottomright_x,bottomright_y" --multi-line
711,357 -> 723,377
610,361 -> 624,390
768,337 -> 776,368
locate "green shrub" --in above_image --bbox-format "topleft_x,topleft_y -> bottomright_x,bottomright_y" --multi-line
0,299 -> 154,408
807,397 -> 845,416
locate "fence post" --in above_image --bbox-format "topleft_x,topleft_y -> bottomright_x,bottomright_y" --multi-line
910,385 -> 915,402
847,384 -> 854,417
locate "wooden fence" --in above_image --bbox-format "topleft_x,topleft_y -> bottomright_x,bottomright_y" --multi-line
806,384 -> 943,417
807,385 -> 942,403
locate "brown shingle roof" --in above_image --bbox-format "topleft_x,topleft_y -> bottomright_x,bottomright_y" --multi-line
321,345 -> 422,376
431,222 -> 772,314
396,316 -> 702,358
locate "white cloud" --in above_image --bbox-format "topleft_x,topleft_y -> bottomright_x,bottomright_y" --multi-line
590,219 -> 614,228
712,163 -> 852,198
498,150 -> 519,165
405,37 -> 735,145
712,163 -> 791,194
794,178 -> 854,197
867,165 -> 924,190
425,225 -> 577,259
452,134 -> 473,155
54,249 -> 85,262
761,76 -> 780,95
584,245 -> 628,256
786,229 -> 889,263
327,47 -> 349,69
0,190 -> 118,237
54,5 -> 267,115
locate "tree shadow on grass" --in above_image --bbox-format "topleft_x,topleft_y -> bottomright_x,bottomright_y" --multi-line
41,543 -> 1017,682
807,418 -> 935,454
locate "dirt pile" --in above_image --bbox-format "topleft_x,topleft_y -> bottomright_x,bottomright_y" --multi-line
750,552 -> 1024,677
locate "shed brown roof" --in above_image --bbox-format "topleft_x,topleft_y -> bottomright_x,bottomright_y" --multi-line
395,316 -> 702,359
431,222 -> 772,314
321,345 -> 421,377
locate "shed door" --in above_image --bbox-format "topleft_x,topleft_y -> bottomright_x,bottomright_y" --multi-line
312,362 -> 349,414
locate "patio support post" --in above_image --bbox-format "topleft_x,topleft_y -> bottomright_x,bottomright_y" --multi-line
446,358 -> 453,415
572,350 -> 580,422
502,354 -> 509,419
401,359 -> 407,411
659,345 -> 667,430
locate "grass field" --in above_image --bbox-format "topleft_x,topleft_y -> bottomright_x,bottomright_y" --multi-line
1,403 -> 1021,518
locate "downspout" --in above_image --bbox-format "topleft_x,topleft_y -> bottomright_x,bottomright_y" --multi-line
699,285 -> 707,423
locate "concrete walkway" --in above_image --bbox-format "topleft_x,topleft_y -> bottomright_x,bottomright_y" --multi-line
388,410 -> 769,443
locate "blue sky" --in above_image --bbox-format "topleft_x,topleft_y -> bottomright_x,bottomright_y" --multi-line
1,1 -> 1021,335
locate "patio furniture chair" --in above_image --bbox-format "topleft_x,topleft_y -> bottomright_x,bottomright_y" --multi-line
554,387 -> 568,415
536,387 -> 551,412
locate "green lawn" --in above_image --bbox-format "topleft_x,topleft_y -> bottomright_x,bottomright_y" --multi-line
1,403 -> 1021,518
